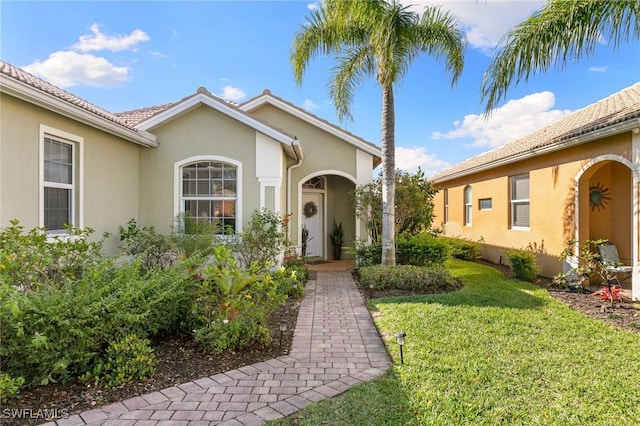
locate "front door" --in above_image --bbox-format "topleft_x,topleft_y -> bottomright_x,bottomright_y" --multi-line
302,192 -> 324,258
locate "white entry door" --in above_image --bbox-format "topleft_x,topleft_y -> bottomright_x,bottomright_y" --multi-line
302,192 -> 324,258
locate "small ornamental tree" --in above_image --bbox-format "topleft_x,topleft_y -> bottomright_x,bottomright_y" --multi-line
352,168 -> 438,242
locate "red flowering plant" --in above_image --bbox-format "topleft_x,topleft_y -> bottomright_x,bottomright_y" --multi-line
281,213 -> 294,256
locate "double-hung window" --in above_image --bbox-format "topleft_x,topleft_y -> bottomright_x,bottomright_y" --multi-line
181,161 -> 238,233
510,174 -> 530,228
464,186 -> 472,226
42,135 -> 76,232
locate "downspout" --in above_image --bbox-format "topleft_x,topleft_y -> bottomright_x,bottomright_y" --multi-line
286,138 -> 304,243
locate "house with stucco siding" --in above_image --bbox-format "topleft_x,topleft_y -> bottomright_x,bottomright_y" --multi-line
0,60 -> 381,258
431,82 -> 640,301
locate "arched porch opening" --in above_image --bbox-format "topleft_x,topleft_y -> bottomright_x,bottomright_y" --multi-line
575,157 -> 635,296
299,171 -> 356,260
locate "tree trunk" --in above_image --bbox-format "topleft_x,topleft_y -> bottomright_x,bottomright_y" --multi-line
380,84 -> 396,265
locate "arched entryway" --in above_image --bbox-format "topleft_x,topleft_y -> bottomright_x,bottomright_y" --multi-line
299,172 -> 357,260
575,156 -> 637,298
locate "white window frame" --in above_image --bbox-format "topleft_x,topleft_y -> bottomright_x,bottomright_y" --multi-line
174,155 -> 243,233
464,186 -> 472,226
39,125 -> 83,233
510,174 -> 530,230
479,198 -> 493,211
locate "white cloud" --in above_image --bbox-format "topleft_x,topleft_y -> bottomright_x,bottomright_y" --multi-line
151,51 -> 168,58
72,23 -> 149,52
396,146 -> 451,176
432,91 -> 572,149
302,99 -> 319,111
402,0 -> 544,53
589,66 -> 608,73
307,2 -> 320,11
219,86 -> 246,102
23,51 -> 130,88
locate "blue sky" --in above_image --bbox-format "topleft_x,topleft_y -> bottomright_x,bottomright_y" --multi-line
2,1 -> 639,176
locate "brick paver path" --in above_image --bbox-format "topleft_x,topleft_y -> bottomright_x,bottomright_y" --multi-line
43,271 -> 391,426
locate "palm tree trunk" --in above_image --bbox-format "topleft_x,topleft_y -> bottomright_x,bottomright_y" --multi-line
381,84 -> 396,265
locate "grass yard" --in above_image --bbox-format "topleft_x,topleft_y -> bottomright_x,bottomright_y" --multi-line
269,259 -> 640,425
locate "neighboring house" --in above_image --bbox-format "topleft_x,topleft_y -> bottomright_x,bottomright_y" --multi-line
432,82 -> 640,301
0,60 -> 381,258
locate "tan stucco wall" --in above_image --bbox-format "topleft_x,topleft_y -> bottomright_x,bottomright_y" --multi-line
0,94 -> 140,253
139,105 -> 261,234
433,133 -> 633,277
326,175 -> 356,258
250,104 -> 359,246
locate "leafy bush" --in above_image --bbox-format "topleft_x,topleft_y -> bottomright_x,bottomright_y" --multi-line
0,373 -> 25,404
1,258 -> 194,386
357,234 -> 448,267
358,265 -> 459,292
229,209 -> 285,270
119,218 -> 175,270
506,249 -> 539,281
0,219 -> 105,290
440,237 -> 481,260
190,246 -> 287,353
87,334 -> 156,387
282,253 -> 309,284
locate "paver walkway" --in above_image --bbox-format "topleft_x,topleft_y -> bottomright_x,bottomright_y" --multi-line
45,271 -> 391,426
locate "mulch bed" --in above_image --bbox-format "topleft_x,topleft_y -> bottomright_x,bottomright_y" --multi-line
3,297 -> 301,426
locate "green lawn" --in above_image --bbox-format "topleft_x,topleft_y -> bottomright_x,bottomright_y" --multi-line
269,259 -> 640,425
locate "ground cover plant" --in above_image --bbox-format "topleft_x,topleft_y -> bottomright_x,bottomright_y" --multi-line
271,259 -> 640,425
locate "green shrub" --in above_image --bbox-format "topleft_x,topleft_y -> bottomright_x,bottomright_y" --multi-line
194,316 -> 271,354
441,237 -> 481,260
506,249 -> 539,281
230,209 -> 285,270
356,234 -> 448,267
358,265 -> 459,292
88,334 -> 156,387
0,219 -> 105,290
282,253 -> 309,285
1,258 -> 194,386
119,218 -> 175,270
0,373 -> 25,404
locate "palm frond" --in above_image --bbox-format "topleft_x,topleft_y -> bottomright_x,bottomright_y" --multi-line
482,0 -> 640,115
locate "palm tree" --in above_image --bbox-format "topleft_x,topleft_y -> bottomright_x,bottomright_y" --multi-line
482,0 -> 640,114
291,0 -> 465,265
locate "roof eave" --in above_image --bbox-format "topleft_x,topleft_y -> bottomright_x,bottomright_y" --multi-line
0,75 -> 158,148
241,94 -> 382,161
136,93 -> 297,149
432,118 -> 640,184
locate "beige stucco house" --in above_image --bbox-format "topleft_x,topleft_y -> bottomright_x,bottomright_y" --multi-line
0,60 -> 381,258
432,82 -> 640,300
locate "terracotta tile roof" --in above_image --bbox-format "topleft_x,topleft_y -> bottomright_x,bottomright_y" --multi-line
242,89 -> 381,153
432,82 -> 640,182
115,102 -> 176,126
0,60 -> 139,132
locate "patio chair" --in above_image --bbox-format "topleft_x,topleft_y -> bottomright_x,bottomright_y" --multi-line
597,242 -> 633,286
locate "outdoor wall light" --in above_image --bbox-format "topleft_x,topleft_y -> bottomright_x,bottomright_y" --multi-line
394,332 -> 407,364
279,319 -> 289,352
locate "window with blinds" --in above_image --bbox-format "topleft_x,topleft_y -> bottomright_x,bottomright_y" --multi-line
510,174 -> 530,228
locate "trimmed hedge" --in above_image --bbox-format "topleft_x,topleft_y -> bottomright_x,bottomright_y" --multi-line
440,237 -> 481,261
358,265 -> 459,292
357,234 -> 449,267
505,249 -> 539,282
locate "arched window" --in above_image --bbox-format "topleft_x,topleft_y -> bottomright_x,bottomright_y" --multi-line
464,186 -> 472,226
181,161 -> 237,233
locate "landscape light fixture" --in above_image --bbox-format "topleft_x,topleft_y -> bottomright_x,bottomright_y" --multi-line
394,332 -> 407,364
279,319 -> 289,352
